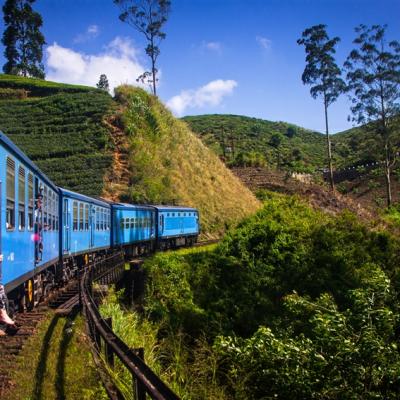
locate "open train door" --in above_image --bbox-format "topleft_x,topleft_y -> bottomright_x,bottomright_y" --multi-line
89,205 -> 95,249
63,198 -> 70,253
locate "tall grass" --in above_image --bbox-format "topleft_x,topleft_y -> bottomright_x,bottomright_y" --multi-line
99,287 -> 229,399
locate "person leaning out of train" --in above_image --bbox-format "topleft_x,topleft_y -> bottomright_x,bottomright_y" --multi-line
0,254 -> 16,335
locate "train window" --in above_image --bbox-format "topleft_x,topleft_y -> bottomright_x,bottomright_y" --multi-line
79,203 -> 84,230
52,192 -> 56,230
85,204 -> 89,230
172,213 -> 175,217
102,209 -> 105,230
28,173 -> 34,230
73,201 -> 78,231
18,166 -> 26,230
107,210 -> 110,230
130,218 -> 134,228
55,194 -> 59,231
48,190 -> 53,231
167,213 -> 170,217
6,157 -> 15,230
96,207 -> 99,230
43,186 -> 48,231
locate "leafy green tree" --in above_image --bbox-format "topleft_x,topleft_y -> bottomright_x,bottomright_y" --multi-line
286,125 -> 297,138
270,132 -> 284,168
344,25 -> 400,207
298,25 -> 345,190
96,74 -> 110,92
2,0 -> 45,78
114,0 -> 171,96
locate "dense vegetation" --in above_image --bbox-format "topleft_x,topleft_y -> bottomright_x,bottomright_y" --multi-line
183,114 -> 326,172
132,193 -> 400,399
0,75 -> 114,196
112,86 -> 260,237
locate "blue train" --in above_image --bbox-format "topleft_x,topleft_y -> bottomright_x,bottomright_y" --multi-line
0,131 -> 199,311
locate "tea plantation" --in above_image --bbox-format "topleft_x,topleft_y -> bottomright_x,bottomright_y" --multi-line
0,75 -> 114,196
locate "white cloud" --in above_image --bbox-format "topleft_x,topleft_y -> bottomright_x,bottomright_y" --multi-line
46,37 -> 146,92
203,41 -> 222,52
256,35 -> 272,50
74,24 -> 100,43
167,79 -> 238,116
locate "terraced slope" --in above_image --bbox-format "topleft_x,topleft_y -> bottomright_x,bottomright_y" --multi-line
0,76 -> 113,196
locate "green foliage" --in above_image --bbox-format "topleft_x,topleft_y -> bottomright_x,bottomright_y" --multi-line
2,0 -> 45,78
297,24 -> 345,106
96,74 -> 110,92
100,287 -> 227,400
142,194 -> 400,398
183,114 -> 327,171
0,76 -> 114,196
0,74 -> 99,96
114,0 -> 171,95
215,267 -> 400,399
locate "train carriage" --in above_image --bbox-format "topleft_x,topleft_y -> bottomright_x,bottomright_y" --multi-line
60,188 -> 111,275
0,132 -> 60,310
154,206 -> 199,249
111,203 -> 156,256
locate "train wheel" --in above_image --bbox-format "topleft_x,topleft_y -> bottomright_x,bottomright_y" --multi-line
25,278 -> 35,311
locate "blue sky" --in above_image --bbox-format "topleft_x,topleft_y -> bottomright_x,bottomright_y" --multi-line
0,0 -> 399,133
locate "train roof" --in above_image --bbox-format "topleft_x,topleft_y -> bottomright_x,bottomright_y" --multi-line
111,203 -> 155,211
152,205 -> 198,212
59,187 -> 111,208
0,131 -> 58,191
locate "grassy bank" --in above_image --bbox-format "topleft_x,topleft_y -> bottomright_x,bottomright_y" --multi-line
5,311 -> 107,400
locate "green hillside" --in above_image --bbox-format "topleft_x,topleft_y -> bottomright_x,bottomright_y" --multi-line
183,114 -> 327,172
0,75 -> 114,196
331,124 -> 400,168
106,86 -> 261,237
0,76 -> 260,237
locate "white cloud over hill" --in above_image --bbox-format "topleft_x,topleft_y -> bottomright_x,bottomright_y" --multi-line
167,79 -> 238,116
46,37 -> 145,92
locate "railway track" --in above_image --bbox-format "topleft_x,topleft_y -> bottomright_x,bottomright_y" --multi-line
0,282 -> 79,397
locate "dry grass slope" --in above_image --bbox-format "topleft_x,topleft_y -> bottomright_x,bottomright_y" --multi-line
105,86 -> 261,238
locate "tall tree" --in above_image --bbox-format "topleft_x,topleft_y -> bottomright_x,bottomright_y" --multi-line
114,0 -> 171,96
297,24 -> 345,190
97,74 -> 110,92
2,0 -> 45,78
344,25 -> 400,207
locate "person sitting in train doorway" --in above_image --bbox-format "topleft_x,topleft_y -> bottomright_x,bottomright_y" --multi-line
0,254 -> 16,336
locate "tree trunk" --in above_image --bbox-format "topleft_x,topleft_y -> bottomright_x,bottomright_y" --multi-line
324,98 -> 334,191
151,56 -> 156,96
384,139 -> 392,207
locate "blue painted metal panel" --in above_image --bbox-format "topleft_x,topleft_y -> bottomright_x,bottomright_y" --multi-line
60,188 -> 110,256
0,142 -> 59,291
112,204 -> 156,246
154,206 -> 199,239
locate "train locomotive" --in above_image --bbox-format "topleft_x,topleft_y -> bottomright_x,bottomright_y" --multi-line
0,131 -> 199,312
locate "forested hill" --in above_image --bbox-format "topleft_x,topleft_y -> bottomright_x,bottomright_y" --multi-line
0,75 -> 260,237
183,114 -> 327,172
183,114 -> 400,173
